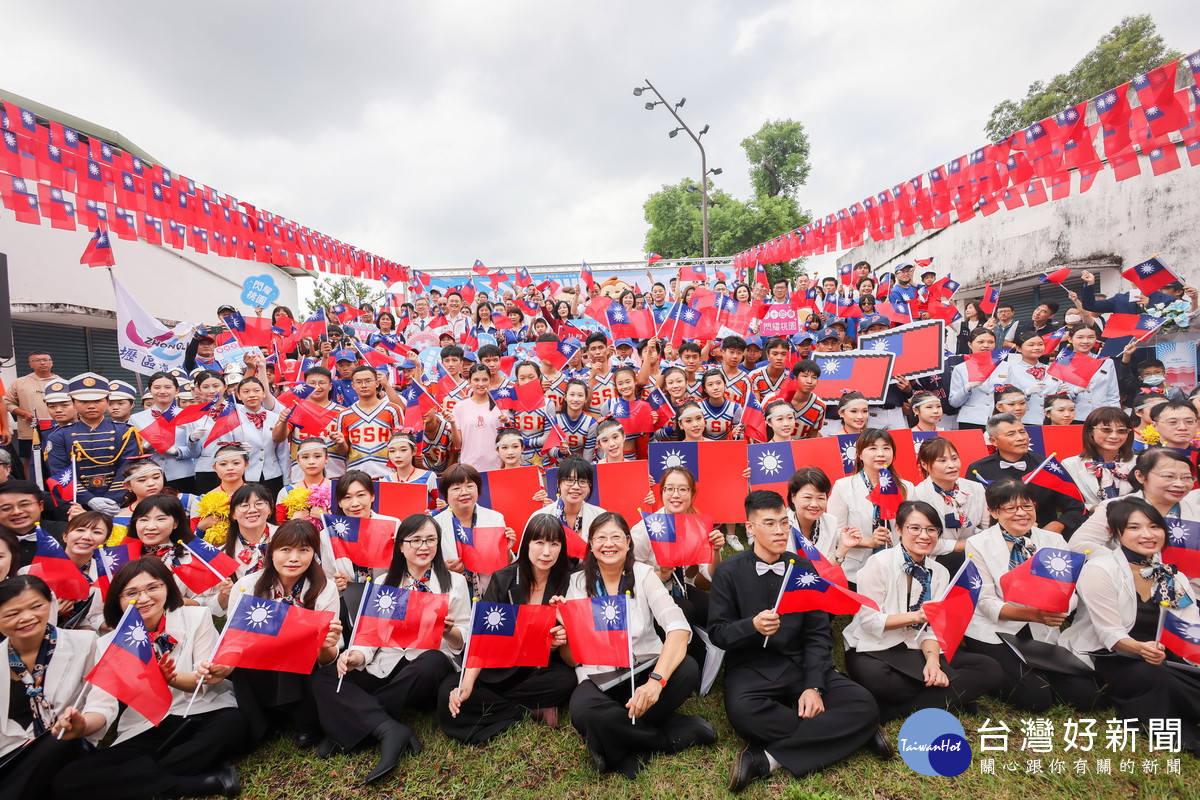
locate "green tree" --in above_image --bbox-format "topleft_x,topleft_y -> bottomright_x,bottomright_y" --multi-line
305,275 -> 377,316
984,14 -> 1181,140
740,119 -> 812,199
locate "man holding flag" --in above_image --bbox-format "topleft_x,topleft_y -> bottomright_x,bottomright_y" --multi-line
709,490 -> 887,792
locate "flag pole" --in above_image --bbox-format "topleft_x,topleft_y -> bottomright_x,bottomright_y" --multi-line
185,591 -> 239,717
56,685 -> 89,739
1155,603 -> 1168,644
184,540 -> 229,580
763,559 -> 795,647
625,592 -> 636,726
338,582 -> 371,693
458,599 -> 479,693
71,455 -> 77,504
30,412 -> 45,487
1021,452 -> 1057,484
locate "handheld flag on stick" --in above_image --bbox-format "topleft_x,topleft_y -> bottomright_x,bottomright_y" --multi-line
921,559 -> 982,661
80,225 -> 115,267
464,600 -> 557,669
84,603 -> 173,725
999,547 -> 1085,613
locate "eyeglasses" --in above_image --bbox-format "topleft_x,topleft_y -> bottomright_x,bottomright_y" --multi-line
1096,427 -> 1130,436
749,519 -> 789,531
1158,418 -> 1198,428
1150,471 -> 1194,485
402,537 -> 439,549
0,499 -> 38,513
662,486 -> 692,494
591,535 -> 628,545
998,503 -> 1036,513
560,479 -> 591,488
119,582 -> 166,601
903,525 -> 940,536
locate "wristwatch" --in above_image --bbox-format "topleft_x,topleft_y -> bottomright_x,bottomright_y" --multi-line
648,672 -> 668,688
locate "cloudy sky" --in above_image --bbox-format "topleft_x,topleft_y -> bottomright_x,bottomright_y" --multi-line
4,1 -> 1198,280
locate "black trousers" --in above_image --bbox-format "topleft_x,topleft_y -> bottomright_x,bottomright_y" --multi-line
52,708 -> 247,800
313,650 -> 452,749
569,655 -> 700,768
958,422 -> 986,431
845,647 -> 1003,722
232,666 -> 321,747
253,475 -> 284,500
0,735 -> 87,800
437,661 -> 577,744
960,637 -> 1103,712
724,664 -> 879,777
1094,653 -> 1200,753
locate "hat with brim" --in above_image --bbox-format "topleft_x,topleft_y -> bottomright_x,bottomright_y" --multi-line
68,372 -> 110,401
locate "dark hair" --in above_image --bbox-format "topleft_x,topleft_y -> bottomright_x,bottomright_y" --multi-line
223,484 -> 274,555
1139,358 -> 1165,373
514,360 -> 542,381
581,512 -> 636,599
467,363 -> 497,410
993,385 -> 1026,405
896,500 -> 942,534
967,326 -> 997,344
477,344 -> 502,361
763,400 -> 794,441
595,418 -> 624,445
1079,407 -> 1133,463
763,338 -> 788,354
0,575 -> 52,609
678,342 -> 702,356
441,345 -> 465,361
384,513 -> 450,589
557,457 -> 594,488
102,558 -> 184,628
792,359 -> 820,378
119,459 -> 167,507
721,336 -> 747,351
1130,448 -> 1194,490
438,463 -> 483,500
236,376 -> 265,395
1014,329 -> 1045,348
562,379 -> 591,408
1149,399 -> 1198,423
66,510 -> 114,541
376,311 -> 397,330
147,371 -> 179,389
0,530 -> 18,579
1037,301 -> 1060,315
745,489 -> 787,518
984,478 -> 1035,511
0,479 -> 43,500
673,401 -> 703,440
252,519 -> 328,608
1105,496 -> 1167,543
700,368 -> 726,395
336,469 -> 377,508
916,436 -> 960,477
304,365 -> 333,381
513,516 -> 571,603
837,391 -> 867,414
585,332 -> 609,349
786,467 -> 831,509
193,369 -> 225,387
1041,393 -> 1074,423
128,494 -> 193,560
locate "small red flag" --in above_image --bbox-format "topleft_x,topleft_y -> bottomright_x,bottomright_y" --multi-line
85,605 -> 173,725
215,595 -> 334,674
80,225 -> 115,267
352,583 -> 449,650
464,601 -> 556,669
559,595 -> 631,667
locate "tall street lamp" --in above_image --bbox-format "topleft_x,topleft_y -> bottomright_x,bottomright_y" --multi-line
634,80 -> 718,261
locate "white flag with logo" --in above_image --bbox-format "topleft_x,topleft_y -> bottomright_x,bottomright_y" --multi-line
112,276 -> 197,376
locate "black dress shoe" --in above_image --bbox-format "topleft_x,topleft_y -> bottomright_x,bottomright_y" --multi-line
615,753 -> 644,780
197,765 -> 241,798
316,737 -> 341,759
363,720 -> 422,785
727,745 -> 770,793
866,726 -> 895,760
294,730 -> 322,748
665,714 -> 718,752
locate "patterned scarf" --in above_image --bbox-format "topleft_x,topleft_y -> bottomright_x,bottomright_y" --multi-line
1122,546 -> 1187,608
149,614 -> 177,659
146,543 -> 180,568
273,578 -> 306,606
1026,365 -> 1046,380
931,481 -> 969,530
1002,530 -> 1035,570
901,549 -> 932,618
1083,460 -> 1128,501
404,569 -> 432,592
7,624 -> 58,735
236,529 -> 271,574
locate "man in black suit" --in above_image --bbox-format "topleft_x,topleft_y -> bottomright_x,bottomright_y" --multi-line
709,490 -> 888,792
0,480 -> 67,567
966,413 -> 1086,537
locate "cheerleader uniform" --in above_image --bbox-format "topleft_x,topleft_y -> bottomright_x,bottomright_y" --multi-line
337,400 -> 405,478
512,401 -> 552,466
699,398 -> 744,441
548,411 -> 598,463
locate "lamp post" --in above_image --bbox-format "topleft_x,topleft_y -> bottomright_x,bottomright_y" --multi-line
634,80 -> 716,262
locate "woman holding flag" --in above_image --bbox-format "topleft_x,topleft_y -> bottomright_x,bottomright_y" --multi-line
187,370 -> 236,494
227,377 -> 289,499
19,512 -> 110,631
449,364 -> 510,473
786,468 -> 862,565
128,495 -> 226,608
1004,331 -> 1051,425
322,470 -> 401,588
216,484 -> 276,582
313,513 -> 469,785
109,459 -> 199,545
948,328 -> 1006,430
381,431 -> 438,508
440,514 -> 575,744
494,427 -> 527,470
960,479 -> 1102,712
221,519 -> 342,748
843,500 -> 1002,722
1062,407 -> 1136,511
53,559 -> 245,799
529,458 -> 605,559
128,370 -> 199,493
433,464 -> 513,582
275,439 -> 335,523
564,512 -> 708,780
510,362 -> 552,465
1058,497 -> 1200,756
547,380 -> 598,462
1047,324 -> 1121,419
911,438 -> 987,569
0,576 -> 117,799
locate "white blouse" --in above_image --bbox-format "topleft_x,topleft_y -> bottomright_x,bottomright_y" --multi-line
910,478 -> 989,555
843,546 -> 946,652
827,472 -> 915,583
1060,455 -> 1136,512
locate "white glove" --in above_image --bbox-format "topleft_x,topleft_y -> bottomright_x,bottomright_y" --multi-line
1026,382 -> 1045,395
87,497 -> 122,515
189,427 -> 205,442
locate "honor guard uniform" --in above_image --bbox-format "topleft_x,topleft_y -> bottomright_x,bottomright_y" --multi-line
107,380 -> 138,422
44,373 -> 144,515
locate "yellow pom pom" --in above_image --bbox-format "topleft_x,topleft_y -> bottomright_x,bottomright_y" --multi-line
203,521 -> 229,546
1161,600 -> 1171,606
105,524 -> 128,547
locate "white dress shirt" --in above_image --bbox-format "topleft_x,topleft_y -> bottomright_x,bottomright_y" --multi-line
843,546 -> 947,652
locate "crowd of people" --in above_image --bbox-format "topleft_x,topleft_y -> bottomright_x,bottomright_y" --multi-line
2,258 -> 1200,797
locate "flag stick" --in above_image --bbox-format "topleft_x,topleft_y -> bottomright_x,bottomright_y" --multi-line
56,685 -> 89,739
71,455 -> 78,504
625,592 -> 636,726
763,559 -> 796,647
1155,604 -> 1168,644
30,412 -> 45,487
338,582 -> 371,693
1021,452 -> 1058,484
458,599 -> 479,692
185,593 -> 238,717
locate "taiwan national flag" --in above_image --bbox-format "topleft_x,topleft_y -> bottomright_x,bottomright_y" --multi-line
213,595 -> 334,674
400,383 -> 437,428
515,266 -> 533,287
92,538 -> 142,598
84,605 -> 173,725
1159,609 -> 1200,664
451,517 -> 510,574
580,261 -> 596,290
558,595 -> 631,667
465,601 -> 557,669
645,387 -> 674,424
790,527 -> 848,586
963,348 -> 1010,383
1102,313 -> 1166,342
838,263 -> 853,286
331,303 -> 364,324
352,582 -> 449,650
220,311 -> 274,348
489,385 -> 519,412
1047,348 -> 1106,389
202,399 -> 241,447
477,467 -> 543,551
747,440 -> 849,497
922,561 -> 982,661
322,514 -> 396,568
610,398 -> 655,435
173,538 -> 241,594
741,393 -> 767,443
810,352 -> 894,403
777,563 -> 878,615
46,460 -> 77,504
605,304 -> 655,340
473,259 -> 489,277
680,263 -> 706,282
867,468 -> 901,520
28,527 -> 91,601
999,547 -> 1085,613
979,283 -> 1001,315
80,225 -> 115,267
1039,267 -> 1071,284
288,400 -> 339,438
647,253 -> 663,265
1022,454 -> 1084,501
297,308 -> 329,341
1121,256 -> 1180,295
535,338 -> 582,370
647,440 -> 748,523
513,378 -> 546,413
857,319 -> 945,379
638,511 -> 713,568
137,408 -> 179,455
1162,518 -> 1200,576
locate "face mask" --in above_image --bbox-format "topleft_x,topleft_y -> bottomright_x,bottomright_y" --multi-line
1142,375 -> 1165,386
1064,314 -> 1082,325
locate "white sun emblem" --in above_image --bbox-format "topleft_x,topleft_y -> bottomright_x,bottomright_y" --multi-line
124,623 -> 149,648
878,472 -> 893,490
374,593 -> 397,614
841,442 -> 857,465
1140,263 -> 1156,275
969,576 -> 983,591
1044,554 -> 1072,577
646,517 -> 668,540
1169,524 -> 1190,545
100,550 -> 119,572
819,359 -> 840,376
244,602 -> 275,628
598,599 -> 622,627
331,519 -> 350,537
455,525 -> 470,542
1184,624 -> 1200,644
1045,462 -> 1063,475
758,451 -> 783,475
483,607 -> 507,631
797,572 -> 819,587
660,449 -> 686,470
869,341 -> 889,352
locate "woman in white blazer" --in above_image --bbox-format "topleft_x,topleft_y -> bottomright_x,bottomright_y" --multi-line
18,512 -> 110,632
313,512 -> 469,785
910,437 -> 987,576
53,558 -> 244,799
227,376 -> 289,497
319,470 -> 400,589
1061,407 -> 1136,512
127,370 -> 201,493
188,370 -> 236,494
126,495 -> 223,609
0,576 -> 117,799
528,457 -> 606,561
948,327 -> 1007,429
1004,331 -> 1051,425
959,478 -> 1102,712
827,429 -> 915,584
844,501 -> 1002,721
1058,497 -> 1200,756
220,519 -> 342,749
786,467 -> 860,565
432,463 -> 515,598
